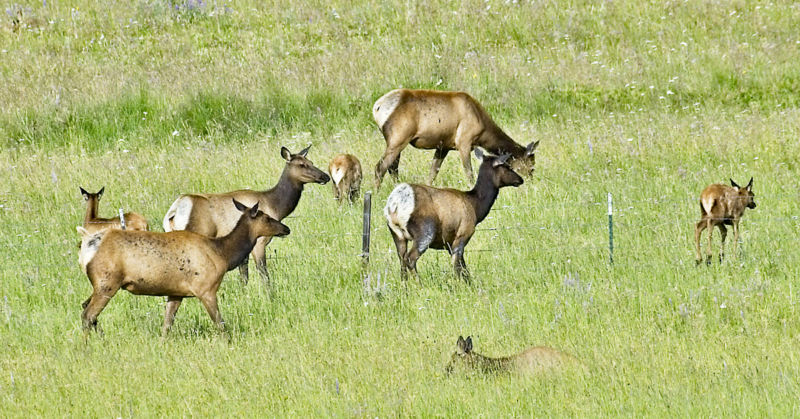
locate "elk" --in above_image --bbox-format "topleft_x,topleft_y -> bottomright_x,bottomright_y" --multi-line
77,200 -> 290,337
694,178 -> 756,264
372,88 -> 539,189
80,187 -> 149,234
162,145 -> 329,283
445,336 -> 579,375
328,153 -> 362,204
383,149 -> 523,279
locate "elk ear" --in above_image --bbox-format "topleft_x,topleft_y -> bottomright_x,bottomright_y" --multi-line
457,336 -> 466,352
730,178 -> 740,190
249,202 -> 260,218
97,187 -> 105,198
474,148 -> 485,161
232,199 -> 248,213
465,336 -> 473,353
80,187 -> 89,200
493,154 -> 511,167
298,144 -> 311,157
281,146 -> 292,161
746,177 -> 753,190
525,140 -> 540,156
76,226 -> 88,237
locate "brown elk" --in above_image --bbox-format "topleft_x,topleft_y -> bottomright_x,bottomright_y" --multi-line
78,200 -> 290,337
162,145 -> 329,283
80,187 -> 149,234
445,336 -> 579,375
328,153 -> 363,204
383,149 -> 522,279
694,178 -> 756,264
372,88 -> 539,189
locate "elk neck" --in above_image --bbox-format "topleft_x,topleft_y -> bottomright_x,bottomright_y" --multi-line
469,352 -> 512,373
480,124 -> 526,157
212,216 -> 259,271
84,197 -> 99,224
264,167 -> 305,220
467,165 -> 501,223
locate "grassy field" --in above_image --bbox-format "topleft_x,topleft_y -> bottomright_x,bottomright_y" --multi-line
2,0 -> 800,416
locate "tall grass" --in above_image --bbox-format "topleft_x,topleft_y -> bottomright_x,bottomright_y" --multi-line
1,0 -> 800,416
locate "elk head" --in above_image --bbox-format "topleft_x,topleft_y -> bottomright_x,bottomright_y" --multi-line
730,177 -> 756,209
281,145 -> 331,185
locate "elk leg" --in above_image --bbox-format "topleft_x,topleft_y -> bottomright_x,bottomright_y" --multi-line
82,287 -> 118,336
197,292 -> 225,333
450,239 -> 470,281
732,219 -> 740,257
251,236 -> 272,283
238,256 -> 249,285
332,181 -> 341,202
694,219 -> 707,265
389,231 -> 408,277
718,224 -> 728,262
162,297 -> 183,337
375,147 -> 403,189
705,219 -> 714,265
405,220 -> 434,276
457,146 -> 475,183
388,153 -> 401,181
428,148 -> 450,185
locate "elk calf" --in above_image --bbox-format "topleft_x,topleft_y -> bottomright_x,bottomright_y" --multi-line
78,200 -> 290,337
373,88 -> 539,188
328,153 -> 362,204
383,149 -> 522,279
445,336 -> 579,375
162,146 -> 329,283
80,187 -> 149,234
694,178 -> 756,264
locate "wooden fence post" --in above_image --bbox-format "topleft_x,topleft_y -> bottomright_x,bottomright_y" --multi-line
361,191 -> 372,270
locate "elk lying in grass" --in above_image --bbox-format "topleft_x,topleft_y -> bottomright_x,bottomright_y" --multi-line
328,153 -> 362,204
383,149 -> 522,279
445,336 -> 579,375
78,200 -> 290,337
162,145 -> 329,283
372,88 -> 539,189
694,177 -> 756,264
80,187 -> 149,234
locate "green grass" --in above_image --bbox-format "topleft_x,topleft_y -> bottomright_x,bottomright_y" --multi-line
2,0 -> 800,416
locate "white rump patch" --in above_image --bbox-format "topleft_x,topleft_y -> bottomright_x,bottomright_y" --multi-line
373,89 -> 402,130
78,229 -> 106,273
701,196 -> 715,215
384,183 -> 415,240
331,166 -> 345,186
163,196 -> 193,231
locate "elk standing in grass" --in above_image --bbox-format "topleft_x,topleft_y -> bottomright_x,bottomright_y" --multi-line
80,187 -> 149,234
694,178 -> 756,264
372,88 -> 539,189
78,200 -> 290,337
383,149 -> 522,279
162,146 -> 329,283
445,336 -> 579,375
328,153 -> 362,204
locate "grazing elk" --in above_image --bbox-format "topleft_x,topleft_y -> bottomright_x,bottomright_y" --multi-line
383,149 -> 522,279
445,336 -> 579,375
78,200 -> 290,337
162,145 -> 329,283
80,187 -> 149,234
372,88 -> 539,189
328,153 -> 362,204
694,178 -> 756,265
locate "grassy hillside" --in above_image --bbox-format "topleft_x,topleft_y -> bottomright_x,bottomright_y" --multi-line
1,0 -> 800,416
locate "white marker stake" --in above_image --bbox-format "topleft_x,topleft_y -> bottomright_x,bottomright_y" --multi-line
119,208 -> 126,230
